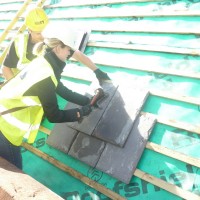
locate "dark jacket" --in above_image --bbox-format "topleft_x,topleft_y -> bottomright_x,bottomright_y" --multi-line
24,51 -> 89,123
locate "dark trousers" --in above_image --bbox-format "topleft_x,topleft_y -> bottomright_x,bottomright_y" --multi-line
0,131 -> 22,169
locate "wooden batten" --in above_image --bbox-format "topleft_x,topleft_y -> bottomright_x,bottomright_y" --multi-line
45,0 -> 165,8
22,142 -> 126,200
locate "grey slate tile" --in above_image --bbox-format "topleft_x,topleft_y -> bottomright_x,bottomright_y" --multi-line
96,113 -> 156,184
92,87 -> 149,147
68,132 -> 105,167
46,123 -> 78,153
67,82 -> 118,135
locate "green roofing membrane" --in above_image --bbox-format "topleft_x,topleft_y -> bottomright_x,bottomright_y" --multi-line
1,0 -> 200,199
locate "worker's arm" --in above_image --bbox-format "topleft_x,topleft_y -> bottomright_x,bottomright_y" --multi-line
72,49 -> 97,71
72,50 -> 110,82
56,81 -> 90,106
25,77 -> 91,123
2,42 -> 19,80
2,65 -> 14,80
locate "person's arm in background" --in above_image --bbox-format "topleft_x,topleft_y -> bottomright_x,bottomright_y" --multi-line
25,77 -> 92,123
2,66 -> 14,80
2,42 -> 19,80
72,50 -> 111,83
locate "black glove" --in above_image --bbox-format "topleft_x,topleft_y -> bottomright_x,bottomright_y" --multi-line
94,69 -> 110,83
79,104 -> 92,118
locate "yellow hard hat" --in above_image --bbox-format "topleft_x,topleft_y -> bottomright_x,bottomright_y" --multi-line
25,7 -> 49,32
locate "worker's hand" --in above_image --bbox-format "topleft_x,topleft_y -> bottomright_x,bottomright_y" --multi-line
79,104 -> 92,117
94,69 -> 110,84
77,104 -> 92,123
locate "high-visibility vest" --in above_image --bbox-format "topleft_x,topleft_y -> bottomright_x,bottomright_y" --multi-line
0,56 -> 58,146
12,33 -> 31,75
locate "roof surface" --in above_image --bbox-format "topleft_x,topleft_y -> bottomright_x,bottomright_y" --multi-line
0,0 -> 200,199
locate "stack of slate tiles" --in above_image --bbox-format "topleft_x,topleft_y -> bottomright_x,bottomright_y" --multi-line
46,81 -> 156,184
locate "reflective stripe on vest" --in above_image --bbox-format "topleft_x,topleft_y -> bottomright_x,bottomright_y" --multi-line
0,57 -> 58,146
13,33 -> 30,75
0,103 -> 42,145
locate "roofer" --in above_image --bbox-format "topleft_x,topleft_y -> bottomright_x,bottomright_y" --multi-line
1,7 -> 110,84
0,25 -> 110,170
1,7 -> 49,80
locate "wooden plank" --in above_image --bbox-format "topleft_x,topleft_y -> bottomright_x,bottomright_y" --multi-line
146,141 -> 200,169
45,0 -> 166,8
93,62 -> 200,80
82,25 -> 200,35
88,41 -> 200,56
2,24 -> 198,35
2,32 -> 199,57
39,125 -> 51,135
0,6 -> 23,12
66,58 -> 200,80
43,20 -> 200,34
143,113 -> 200,169
67,41 -> 200,80
22,142 -> 126,200
0,0 -> 32,44
21,141 -> 200,200
150,90 -> 200,106
51,11 -> 200,19
134,169 -> 200,200
158,118 -> 200,135
141,111 -> 200,135
0,0 -> 24,4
